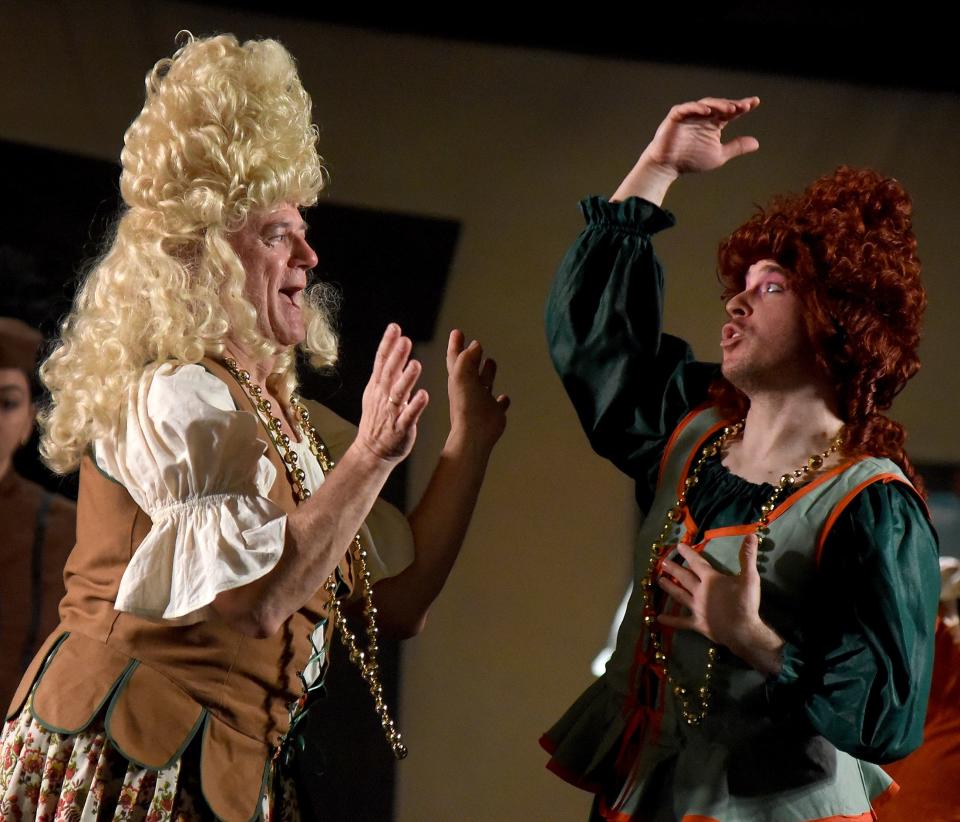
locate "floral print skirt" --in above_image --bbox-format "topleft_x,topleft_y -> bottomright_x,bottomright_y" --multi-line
0,702 -> 296,821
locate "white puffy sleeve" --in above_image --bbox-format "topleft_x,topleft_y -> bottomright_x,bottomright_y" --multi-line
300,398 -> 415,583
94,363 -> 285,623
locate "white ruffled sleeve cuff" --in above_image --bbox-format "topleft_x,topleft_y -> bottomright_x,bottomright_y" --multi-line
115,492 -> 287,622
95,362 -> 288,623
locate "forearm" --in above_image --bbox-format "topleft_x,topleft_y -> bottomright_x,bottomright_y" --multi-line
213,442 -> 395,636
611,155 -> 679,206
373,431 -> 492,637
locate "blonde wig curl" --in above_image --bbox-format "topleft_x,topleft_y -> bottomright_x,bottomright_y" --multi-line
40,33 -> 337,474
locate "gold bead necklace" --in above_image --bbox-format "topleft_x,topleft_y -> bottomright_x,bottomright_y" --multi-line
642,421 -> 843,727
224,358 -> 407,759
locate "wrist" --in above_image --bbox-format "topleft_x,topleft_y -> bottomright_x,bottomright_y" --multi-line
342,438 -> 398,477
612,156 -> 679,206
728,618 -> 784,676
444,427 -> 494,464
637,151 -> 681,182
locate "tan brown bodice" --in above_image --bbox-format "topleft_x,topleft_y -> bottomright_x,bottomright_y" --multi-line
6,359 -> 353,822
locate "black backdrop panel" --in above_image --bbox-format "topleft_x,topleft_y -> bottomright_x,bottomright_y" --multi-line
0,139 -> 457,821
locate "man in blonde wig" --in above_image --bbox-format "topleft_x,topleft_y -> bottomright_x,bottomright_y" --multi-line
1,33 -> 509,821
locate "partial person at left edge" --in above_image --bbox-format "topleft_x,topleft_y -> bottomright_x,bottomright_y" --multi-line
0,317 -> 76,706
0,32 -> 509,822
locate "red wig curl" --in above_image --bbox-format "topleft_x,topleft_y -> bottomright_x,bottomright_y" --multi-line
711,166 -> 926,493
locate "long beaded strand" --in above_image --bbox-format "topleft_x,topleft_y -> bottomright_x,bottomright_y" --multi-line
641,422 -> 843,727
225,358 -> 407,759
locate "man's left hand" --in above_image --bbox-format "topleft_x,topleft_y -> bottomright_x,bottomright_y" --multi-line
446,329 -> 510,452
657,535 -> 784,675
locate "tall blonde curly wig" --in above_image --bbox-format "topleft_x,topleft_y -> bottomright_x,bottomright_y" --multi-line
40,33 -> 337,474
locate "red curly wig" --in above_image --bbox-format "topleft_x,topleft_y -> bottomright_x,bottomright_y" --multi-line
711,166 -> 926,493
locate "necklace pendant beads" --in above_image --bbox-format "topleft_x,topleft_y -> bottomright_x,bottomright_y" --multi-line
641,419 -> 842,727
224,358 -> 408,760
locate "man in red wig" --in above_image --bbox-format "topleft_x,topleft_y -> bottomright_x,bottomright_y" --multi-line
541,97 -> 939,821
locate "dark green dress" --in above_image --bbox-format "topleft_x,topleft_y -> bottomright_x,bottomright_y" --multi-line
540,196 -> 940,820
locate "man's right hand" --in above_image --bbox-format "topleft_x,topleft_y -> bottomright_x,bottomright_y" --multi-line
612,96 -> 760,206
356,323 -> 429,464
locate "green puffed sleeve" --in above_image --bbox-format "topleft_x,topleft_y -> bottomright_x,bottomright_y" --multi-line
770,480 -> 940,763
545,196 -> 718,512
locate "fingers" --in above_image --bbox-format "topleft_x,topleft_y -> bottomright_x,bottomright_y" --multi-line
669,100 -> 713,120
389,358 -> 422,406
660,555 -> 701,591
370,323 -> 424,412
383,334 -> 412,385
721,135 -> 760,162
372,323 -> 402,382
397,388 -> 429,428
479,357 -> 497,390
657,575 -> 694,610
449,335 -> 486,377
374,323 -> 413,390
670,96 -> 758,123
656,550 -> 700,633
447,329 -> 465,374
674,544 -> 714,574
738,533 -> 760,577
445,330 -> 510,427
721,97 -> 760,127
461,339 -> 483,368
697,96 -> 760,121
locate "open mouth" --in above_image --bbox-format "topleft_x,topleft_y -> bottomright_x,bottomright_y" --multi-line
720,323 -> 743,347
279,285 -> 303,307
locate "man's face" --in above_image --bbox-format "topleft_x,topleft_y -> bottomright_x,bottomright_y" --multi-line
0,368 -> 33,470
720,260 -> 819,394
228,203 -> 318,348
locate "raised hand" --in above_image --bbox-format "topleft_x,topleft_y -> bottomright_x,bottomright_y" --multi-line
643,97 -> 760,176
612,96 -> 760,206
368,331 -> 509,637
446,329 -> 510,453
656,534 -> 784,674
357,323 -> 429,462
